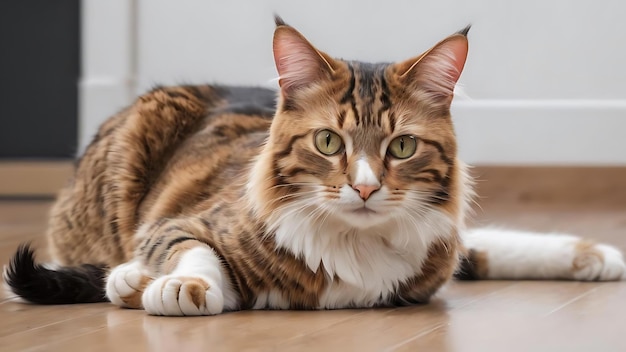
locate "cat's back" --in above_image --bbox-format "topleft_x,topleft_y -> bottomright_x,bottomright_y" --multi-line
48,84 -> 276,265
135,85 -> 277,220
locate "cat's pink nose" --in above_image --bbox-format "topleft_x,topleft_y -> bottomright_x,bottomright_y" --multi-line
352,184 -> 380,201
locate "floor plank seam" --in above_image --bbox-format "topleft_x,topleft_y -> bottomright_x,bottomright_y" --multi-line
384,323 -> 448,351
2,309 -> 145,350
444,281 -> 522,310
541,286 -> 599,317
273,309 -> 375,346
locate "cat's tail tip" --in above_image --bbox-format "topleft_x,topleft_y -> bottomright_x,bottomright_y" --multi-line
4,243 -> 109,304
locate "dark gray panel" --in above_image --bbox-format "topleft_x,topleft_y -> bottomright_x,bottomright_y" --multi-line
0,0 -> 80,158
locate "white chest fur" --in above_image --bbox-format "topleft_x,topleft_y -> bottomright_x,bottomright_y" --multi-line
271,207 -> 455,309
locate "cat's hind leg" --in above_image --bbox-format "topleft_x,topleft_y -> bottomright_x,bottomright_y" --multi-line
135,220 -> 239,316
106,261 -> 152,309
457,228 -> 626,281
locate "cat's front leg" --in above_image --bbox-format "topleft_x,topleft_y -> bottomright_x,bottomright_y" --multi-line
139,220 -> 239,316
108,220 -> 239,316
106,248 -> 228,316
141,244 -> 232,316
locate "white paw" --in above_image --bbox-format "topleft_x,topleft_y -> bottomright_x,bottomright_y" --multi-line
141,275 -> 224,316
572,243 -> 626,281
106,261 -> 150,308
596,244 -> 626,280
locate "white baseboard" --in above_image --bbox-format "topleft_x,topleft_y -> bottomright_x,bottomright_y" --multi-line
452,100 -> 626,165
79,0 -> 136,153
78,78 -> 133,153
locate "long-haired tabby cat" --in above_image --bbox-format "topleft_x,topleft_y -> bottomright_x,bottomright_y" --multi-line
5,17 -> 625,316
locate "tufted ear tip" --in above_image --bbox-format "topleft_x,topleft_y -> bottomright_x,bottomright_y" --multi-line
457,25 -> 471,37
273,25 -> 337,97
274,14 -> 287,27
394,29 -> 469,102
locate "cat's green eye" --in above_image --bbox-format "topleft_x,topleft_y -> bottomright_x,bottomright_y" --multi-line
388,135 -> 417,159
314,130 -> 343,155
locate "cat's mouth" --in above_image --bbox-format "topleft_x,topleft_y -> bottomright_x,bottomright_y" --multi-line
341,206 -> 388,228
351,207 -> 377,215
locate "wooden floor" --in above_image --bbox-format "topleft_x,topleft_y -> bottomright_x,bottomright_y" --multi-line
1,170 -> 626,351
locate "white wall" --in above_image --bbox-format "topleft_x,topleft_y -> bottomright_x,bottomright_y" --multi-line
81,0 -> 626,165
80,0 -> 136,152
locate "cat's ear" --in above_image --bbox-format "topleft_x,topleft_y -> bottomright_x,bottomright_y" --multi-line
394,26 -> 470,103
273,17 -> 338,96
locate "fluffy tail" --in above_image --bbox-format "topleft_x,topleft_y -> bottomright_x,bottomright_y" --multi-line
455,228 -> 626,281
4,244 -> 109,304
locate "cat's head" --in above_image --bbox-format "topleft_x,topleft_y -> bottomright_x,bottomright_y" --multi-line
249,17 -> 471,231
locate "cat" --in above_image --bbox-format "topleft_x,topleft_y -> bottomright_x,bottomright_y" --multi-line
5,16 -> 625,316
